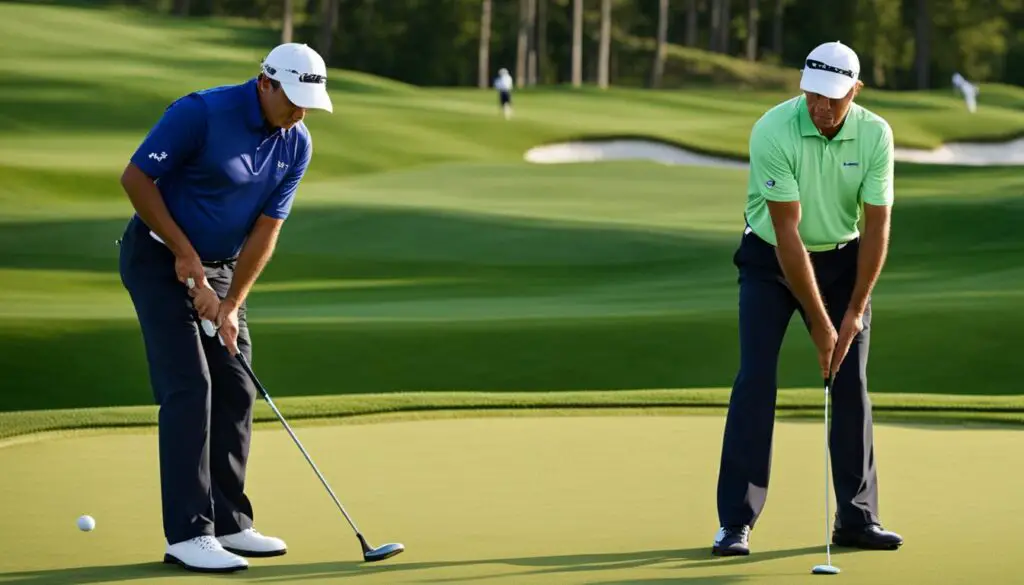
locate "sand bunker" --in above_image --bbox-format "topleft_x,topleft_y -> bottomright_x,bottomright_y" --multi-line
523,139 -> 749,169
524,138 -> 1024,168
893,137 -> 1024,166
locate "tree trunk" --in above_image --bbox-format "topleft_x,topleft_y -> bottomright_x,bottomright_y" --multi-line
478,0 -> 492,88
516,0 -> 529,87
709,0 -> 721,52
318,0 -> 339,63
527,0 -> 538,86
719,0 -> 731,55
173,0 -> 190,16
598,0 -> 611,89
685,0 -> 697,47
745,0 -> 758,61
915,0 -> 930,89
571,0 -> 583,86
772,0 -> 784,56
281,0 -> 294,44
537,0 -> 547,84
651,0 -> 669,88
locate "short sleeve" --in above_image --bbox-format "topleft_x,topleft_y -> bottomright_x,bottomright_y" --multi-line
860,123 -> 895,206
262,134 -> 312,220
130,95 -> 207,180
748,124 -> 799,202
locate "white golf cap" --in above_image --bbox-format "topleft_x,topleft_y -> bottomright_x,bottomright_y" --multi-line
800,41 -> 860,99
261,43 -> 333,113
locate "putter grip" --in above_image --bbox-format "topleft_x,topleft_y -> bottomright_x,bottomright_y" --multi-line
201,319 -> 225,346
187,278 -> 224,346
201,319 -> 217,337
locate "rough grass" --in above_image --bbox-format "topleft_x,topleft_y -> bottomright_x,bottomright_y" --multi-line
3,389 -> 1023,445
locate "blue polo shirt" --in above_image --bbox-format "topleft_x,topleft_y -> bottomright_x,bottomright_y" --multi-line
129,78 -> 312,261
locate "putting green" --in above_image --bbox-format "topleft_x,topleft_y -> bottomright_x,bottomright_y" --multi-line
1,413 -> 1020,584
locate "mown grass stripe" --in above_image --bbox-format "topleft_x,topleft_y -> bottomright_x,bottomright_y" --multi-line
3,389 -> 1022,444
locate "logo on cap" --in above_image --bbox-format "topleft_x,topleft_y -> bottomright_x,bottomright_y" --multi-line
298,73 -> 326,85
805,59 -> 855,79
263,65 -> 328,85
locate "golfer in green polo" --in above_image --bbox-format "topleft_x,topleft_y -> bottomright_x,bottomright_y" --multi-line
712,41 -> 904,556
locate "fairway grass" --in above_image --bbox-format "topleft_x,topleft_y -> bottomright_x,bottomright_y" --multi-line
1,415 -> 1021,584
1,2 -> 1023,411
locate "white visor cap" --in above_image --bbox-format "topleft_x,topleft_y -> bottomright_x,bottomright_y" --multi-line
800,41 -> 860,100
261,43 -> 333,113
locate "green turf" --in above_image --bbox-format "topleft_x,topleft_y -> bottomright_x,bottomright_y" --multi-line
1,2 -> 1023,412
1,415 -> 1021,584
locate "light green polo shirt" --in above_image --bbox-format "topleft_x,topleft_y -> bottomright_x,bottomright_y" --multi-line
744,94 -> 895,251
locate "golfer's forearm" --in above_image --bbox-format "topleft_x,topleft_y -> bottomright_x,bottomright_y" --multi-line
849,221 -> 890,316
223,223 -> 279,310
775,234 -> 830,327
120,165 -> 196,259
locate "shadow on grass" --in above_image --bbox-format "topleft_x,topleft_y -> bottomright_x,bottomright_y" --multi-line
0,546 -> 820,584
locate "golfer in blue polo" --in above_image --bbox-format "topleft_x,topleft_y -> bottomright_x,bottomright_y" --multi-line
118,43 -> 332,573
711,41 -> 903,556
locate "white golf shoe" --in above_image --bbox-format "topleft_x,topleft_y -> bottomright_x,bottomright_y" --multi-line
217,527 -> 288,557
163,535 -> 248,573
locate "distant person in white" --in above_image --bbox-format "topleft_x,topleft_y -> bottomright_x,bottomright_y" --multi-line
952,72 -> 978,113
494,68 -> 514,119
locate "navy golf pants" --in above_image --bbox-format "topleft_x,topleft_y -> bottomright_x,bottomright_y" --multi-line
716,229 -> 880,531
118,215 -> 256,545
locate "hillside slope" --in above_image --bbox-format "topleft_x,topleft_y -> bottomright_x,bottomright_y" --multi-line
0,2 -> 1022,411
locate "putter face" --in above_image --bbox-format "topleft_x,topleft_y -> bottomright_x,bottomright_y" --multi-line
364,542 -> 404,562
812,564 -> 840,575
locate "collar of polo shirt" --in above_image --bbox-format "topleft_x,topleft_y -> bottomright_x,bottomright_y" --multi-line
797,95 -> 858,141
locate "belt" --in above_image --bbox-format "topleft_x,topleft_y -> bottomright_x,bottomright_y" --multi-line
743,225 -> 851,252
148,230 -> 237,267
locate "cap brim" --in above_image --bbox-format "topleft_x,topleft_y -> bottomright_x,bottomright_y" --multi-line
281,82 -> 333,113
800,69 -> 855,100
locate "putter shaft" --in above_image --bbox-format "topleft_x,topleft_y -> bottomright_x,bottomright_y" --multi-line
233,352 -> 364,537
823,375 -> 836,570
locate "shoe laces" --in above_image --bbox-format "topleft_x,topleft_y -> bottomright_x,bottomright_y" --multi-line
190,535 -> 222,551
728,525 -> 751,540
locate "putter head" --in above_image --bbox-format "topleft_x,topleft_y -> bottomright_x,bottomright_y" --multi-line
357,533 -> 405,562
812,564 -> 840,575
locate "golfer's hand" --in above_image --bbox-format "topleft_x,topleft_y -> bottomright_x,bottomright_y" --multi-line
216,302 -> 241,356
830,310 -> 864,377
187,285 -> 220,321
175,252 -> 206,289
810,317 -> 838,379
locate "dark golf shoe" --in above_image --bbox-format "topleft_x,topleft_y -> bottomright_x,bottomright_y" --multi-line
832,524 -> 903,550
711,525 -> 751,556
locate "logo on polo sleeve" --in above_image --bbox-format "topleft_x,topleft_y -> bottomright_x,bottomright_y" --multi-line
765,179 -> 776,188
148,151 -> 168,162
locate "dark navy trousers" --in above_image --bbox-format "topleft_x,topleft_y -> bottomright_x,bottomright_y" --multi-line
716,229 -> 880,531
118,214 -> 256,545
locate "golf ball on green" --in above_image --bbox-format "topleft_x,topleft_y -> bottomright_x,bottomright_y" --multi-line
77,515 -> 95,532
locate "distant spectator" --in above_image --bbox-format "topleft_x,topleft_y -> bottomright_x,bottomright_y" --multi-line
494,67 -> 514,119
952,72 -> 978,113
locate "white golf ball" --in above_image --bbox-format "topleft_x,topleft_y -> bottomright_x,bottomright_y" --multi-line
77,515 -> 95,532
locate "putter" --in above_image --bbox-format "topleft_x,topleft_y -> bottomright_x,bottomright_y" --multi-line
811,373 -> 840,576
186,279 -> 404,563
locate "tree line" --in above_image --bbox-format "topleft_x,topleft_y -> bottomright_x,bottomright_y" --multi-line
112,0 -> 1024,90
